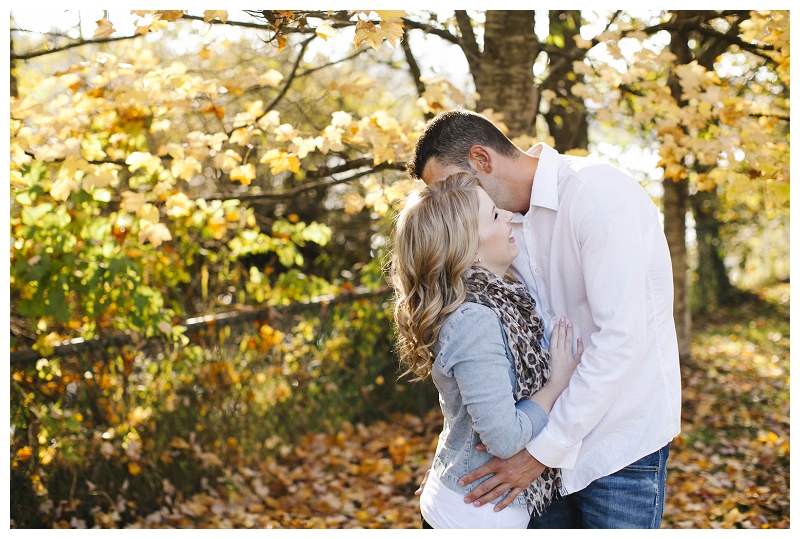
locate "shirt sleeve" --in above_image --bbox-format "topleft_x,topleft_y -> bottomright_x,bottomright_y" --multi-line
526,172 -> 651,469
440,305 -> 548,460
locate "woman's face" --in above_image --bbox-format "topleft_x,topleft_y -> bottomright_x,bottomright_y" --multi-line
475,187 -> 519,276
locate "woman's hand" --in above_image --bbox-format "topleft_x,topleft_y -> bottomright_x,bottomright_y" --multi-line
529,318 -> 583,413
547,317 -> 583,393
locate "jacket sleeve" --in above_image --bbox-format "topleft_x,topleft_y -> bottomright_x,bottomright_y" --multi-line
439,304 -> 548,459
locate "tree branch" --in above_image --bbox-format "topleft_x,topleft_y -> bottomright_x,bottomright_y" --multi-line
401,38 -> 432,120
402,19 -> 460,46
230,36 -> 315,138
11,34 -> 142,61
454,10 -> 481,70
204,161 -> 406,202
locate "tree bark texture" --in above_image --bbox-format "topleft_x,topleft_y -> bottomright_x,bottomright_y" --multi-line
465,11 -> 541,138
690,190 -> 737,311
542,11 -> 589,153
663,177 -> 692,362
664,11 -> 696,362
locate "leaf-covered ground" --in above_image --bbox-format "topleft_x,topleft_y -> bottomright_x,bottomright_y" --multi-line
662,283 -> 790,529
76,285 -> 788,529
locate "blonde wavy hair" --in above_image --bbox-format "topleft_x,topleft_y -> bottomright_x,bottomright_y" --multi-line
390,173 -> 481,380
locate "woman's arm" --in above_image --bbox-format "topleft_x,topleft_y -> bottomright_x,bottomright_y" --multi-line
529,319 -> 583,413
438,304 -> 546,459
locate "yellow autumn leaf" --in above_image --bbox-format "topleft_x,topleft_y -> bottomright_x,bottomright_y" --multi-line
316,23 -> 337,41
384,179 -> 421,202
155,10 -> 186,22
354,18 -> 405,50
230,127 -> 262,146
343,193 -> 366,214
121,191 -> 146,214
203,10 -> 228,23
128,462 -> 142,476
289,136 -> 317,159
273,123 -> 298,142
82,164 -> 120,191
259,149 -> 300,175
376,10 -> 408,20
165,192 -> 194,217
50,178 -> 79,202
10,96 -> 43,120
244,99 -> 265,117
138,222 -> 172,247
126,152 -> 162,174
163,142 -> 185,160
140,204 -> 160,224
171,157 -> 202,181
230,164 -> 256,185
16,446 -> 33,462
93,18 -> 116,39
57,155 -> 88,180
365,191 -> 389,215
213,149 -> 242,171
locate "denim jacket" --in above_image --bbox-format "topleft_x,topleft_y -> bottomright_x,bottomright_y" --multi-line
430,302 -> 548,509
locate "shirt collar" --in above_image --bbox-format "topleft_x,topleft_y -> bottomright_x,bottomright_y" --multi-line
526,143 -> 560,212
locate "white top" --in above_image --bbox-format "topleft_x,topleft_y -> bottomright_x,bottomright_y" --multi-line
419,465 -> 530,529
512,143 -> 682,495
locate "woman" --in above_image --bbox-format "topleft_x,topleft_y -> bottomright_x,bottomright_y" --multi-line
391,173 -> 583,528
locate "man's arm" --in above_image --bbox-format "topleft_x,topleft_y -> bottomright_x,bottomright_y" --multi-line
459,446 -> 545,509
459,319 -> 583,509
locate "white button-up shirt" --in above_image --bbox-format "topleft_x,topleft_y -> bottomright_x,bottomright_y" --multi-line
511,143 -> 682,495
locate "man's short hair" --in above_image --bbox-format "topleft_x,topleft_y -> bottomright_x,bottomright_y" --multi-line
406,108 -> 519,180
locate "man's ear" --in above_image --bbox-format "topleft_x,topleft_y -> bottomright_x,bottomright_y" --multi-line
468,146 -> 493,174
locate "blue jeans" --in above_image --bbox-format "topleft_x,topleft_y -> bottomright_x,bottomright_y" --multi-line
528,443 -> 670,529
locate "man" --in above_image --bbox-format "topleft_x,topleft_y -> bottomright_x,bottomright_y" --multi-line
407,109 -> 681,528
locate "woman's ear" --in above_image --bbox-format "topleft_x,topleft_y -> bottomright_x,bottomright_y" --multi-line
468,146 -> 493,174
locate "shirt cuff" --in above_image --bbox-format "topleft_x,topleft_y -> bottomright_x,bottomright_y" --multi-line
515,400 -> 548,440
525,425 -> 582,469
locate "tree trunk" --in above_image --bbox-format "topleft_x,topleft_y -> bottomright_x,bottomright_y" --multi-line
663,178 -> 691,362
690,190 -> 738,311
663,11 -> 698,363
469,11 -> 540,138
543,11 -> 589,153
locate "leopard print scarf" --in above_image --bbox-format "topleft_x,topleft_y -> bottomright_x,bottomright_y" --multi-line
464,265 -> 562,516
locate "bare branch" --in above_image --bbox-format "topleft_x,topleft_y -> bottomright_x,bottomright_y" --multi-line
401,38 -> 430,118
229,36 -> 315,138
12,34 -> 142,61
204,161 -> 406,202
454,10 -> 481,69
402,19 -> 460,46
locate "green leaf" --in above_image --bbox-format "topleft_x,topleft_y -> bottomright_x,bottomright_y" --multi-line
48,276 -> 70,323
21,203 -> 53,226
15,189 -> 35,206
277,244 -> 298,267
42,207 -> 72,229
92,188 -> 112,202
300,222 -> 333,246
83,217 -> 111,242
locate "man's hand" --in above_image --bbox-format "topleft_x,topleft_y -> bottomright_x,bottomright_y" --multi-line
458,446 -> 545,510
415,468 -> 431,496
